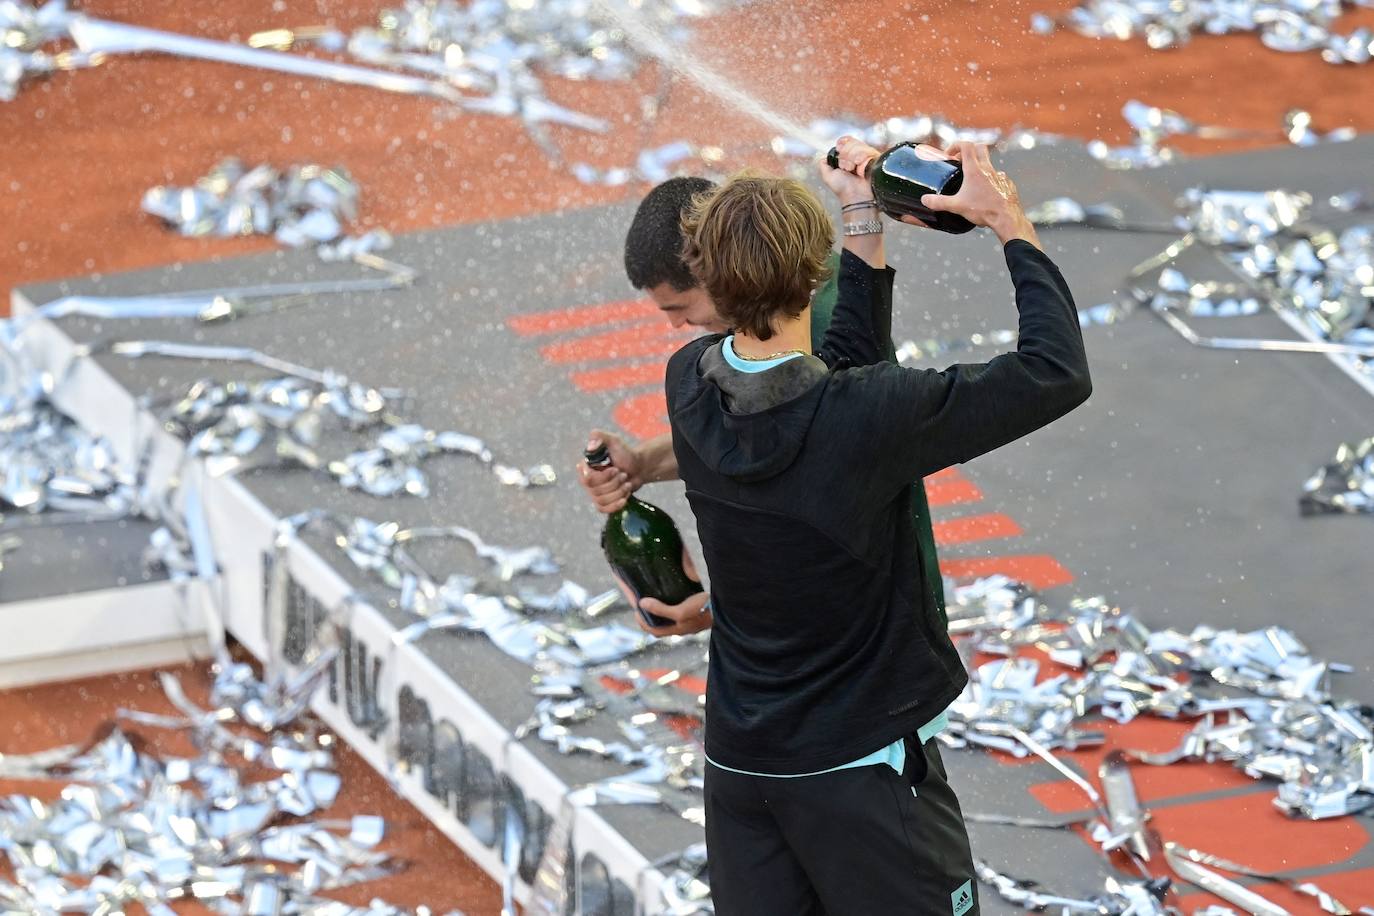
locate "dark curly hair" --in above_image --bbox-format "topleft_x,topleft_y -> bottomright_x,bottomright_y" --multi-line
624,176 -> 717,291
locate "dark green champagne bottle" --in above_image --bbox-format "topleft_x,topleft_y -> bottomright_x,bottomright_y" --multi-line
826,141 -> 976,235
584,444 -> 703,629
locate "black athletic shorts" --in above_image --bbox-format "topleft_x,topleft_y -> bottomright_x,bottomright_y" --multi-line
704,734 -> 978,916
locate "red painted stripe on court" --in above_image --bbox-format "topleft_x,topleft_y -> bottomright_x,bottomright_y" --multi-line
614,391 -> 671,440
540,321 -> 692,364
506,298 -> 659,336
572,362 -> 665,393
925,477 -> 984,507
933,513 -> 1021,545
1031,782 -> 1368,875
940,555 -> 1074,590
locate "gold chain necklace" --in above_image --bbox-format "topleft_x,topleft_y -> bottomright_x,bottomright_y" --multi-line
731,342 -> 809,361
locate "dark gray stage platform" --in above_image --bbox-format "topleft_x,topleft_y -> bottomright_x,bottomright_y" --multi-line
0,517 -> 165,603
15,136 -> 1374,911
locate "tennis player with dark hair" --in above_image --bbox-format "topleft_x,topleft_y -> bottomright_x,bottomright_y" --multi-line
580,176 -> 949,648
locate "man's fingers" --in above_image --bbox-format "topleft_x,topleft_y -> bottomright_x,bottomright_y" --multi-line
638,596 -> 688,622
919,193 -> 950,213
833,135 -> 879,175
974,142 -> 996,176
636,604 -> 713,637
582,469 -> 623,493
942,141 -> 970,162
681,547 -> 701,582
587,473 -> 628,493
637,618 -> 705,637
639,593 -> 709,623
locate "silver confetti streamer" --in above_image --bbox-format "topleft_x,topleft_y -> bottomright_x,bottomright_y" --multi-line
942,576 -> 1374,819
0,667 -> 462,915
1166,843 -> 1352,914
1164,842 -> 1291,916
105,349 -> 554,496
252,0 -> 746,157
0,397 -> 135,517
143,158 -> 397,262
284,511 -> 649,669
1302,435 -> 1374,514
974,859 -> 1171,914
1034,0 -> 1374,64
1130,189 -> 1374,365
0,0 -> 99,102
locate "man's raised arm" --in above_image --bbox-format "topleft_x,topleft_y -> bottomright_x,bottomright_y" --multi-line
858,142 -> 1090,487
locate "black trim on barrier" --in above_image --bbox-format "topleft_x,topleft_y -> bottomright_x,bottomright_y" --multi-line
432,719 -> 466,813
579,852 -> 613,916
519,797 -> 550,885
462,744 -> 500,847
336,625 -> 387,737
266,549 -> 327,667
267,565 -> 648,912
396,686 -> 435,780
562,838 -> 578,916
499,777 -> 529,865
610,877 -> 635,916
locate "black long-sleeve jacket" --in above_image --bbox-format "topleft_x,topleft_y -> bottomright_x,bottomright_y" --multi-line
666,241 -> 1091,773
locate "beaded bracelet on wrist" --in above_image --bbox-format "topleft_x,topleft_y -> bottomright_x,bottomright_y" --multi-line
841,199 -> 879,214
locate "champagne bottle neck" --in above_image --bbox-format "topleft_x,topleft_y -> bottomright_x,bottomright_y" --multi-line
584,443 -> 612,470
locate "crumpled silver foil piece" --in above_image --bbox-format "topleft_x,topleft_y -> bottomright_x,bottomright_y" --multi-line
0,661 -> 463,916
0,395 -> 136,516
1,0 -> 71,49
1094,186 -> 1374,367
143,158 -> 393,259
1182,188 -> 1313,246
943,575 -> 1374,821
1033,0 -> 1374,64
289,512 -> 650,669
1088,101 -> 1353,170
0,0 -> 99,102
255,0 -> 742,159
637,844 -> 712,916
331,423 -> 556,497
1165,842 -> 1352,915
1302,435 -> 1374,514
975,859 -> 1170,914
1096,750 -> 1156,861
148,361 -> 554,497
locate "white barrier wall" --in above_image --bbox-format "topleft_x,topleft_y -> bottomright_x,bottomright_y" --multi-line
12,293 -> 670,916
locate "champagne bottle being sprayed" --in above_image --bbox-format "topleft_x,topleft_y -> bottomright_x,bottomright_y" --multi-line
827,141 -> 976,235
584,443 -> 703,629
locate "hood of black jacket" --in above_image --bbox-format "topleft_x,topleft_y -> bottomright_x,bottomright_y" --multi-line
670,337 -> 829,483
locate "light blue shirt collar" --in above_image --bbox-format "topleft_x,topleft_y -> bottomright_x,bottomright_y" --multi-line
721,335 -> 805,373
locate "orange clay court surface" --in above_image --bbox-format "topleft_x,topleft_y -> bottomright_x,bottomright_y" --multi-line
3,0 -> 1374,911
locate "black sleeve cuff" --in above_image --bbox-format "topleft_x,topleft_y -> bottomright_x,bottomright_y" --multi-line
839,247 -> 896,285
